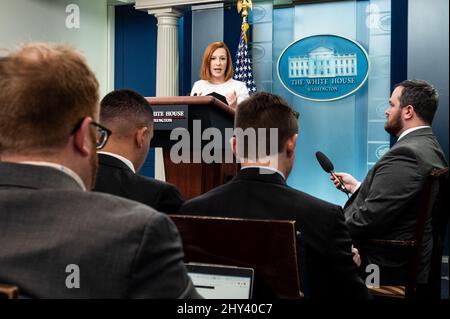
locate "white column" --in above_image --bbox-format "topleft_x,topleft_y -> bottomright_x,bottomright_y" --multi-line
148,8 -> 181,181
150,8 -> 181,96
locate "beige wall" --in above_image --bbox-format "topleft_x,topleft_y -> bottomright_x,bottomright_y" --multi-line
0,0 -> 110,96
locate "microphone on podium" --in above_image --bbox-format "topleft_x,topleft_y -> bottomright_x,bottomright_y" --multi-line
315,151 -> 351,194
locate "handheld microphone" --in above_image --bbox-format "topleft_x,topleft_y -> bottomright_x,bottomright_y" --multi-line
315,151 -> 350,194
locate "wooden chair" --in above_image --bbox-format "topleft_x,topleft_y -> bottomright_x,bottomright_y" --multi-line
360,167 -> 449,299
0,284 -> 19,299
169,215 -> 303,299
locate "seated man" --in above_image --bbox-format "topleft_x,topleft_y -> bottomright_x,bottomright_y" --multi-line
332,80 -> 447,287
180,92 -> 369,299
0,43 -> 198,298
93,89 -> 184,213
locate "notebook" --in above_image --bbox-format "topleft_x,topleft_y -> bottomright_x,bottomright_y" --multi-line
185,263 -> 254,299
206,92 -> 228,105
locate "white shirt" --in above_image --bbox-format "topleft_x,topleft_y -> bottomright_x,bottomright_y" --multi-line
190,79 -> 250,105
21,161 -> 86,191
97,151 -> 136,173
397,126 -> 430,141
241,165 -> 286,180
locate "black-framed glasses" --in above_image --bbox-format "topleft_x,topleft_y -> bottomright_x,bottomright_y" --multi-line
71,119 -> 112,150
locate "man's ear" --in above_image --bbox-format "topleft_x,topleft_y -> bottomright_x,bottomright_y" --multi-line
229,136 -> 237,157
286,134 -> 298,158
403,104 -> 414,120
73,117 -> 93,156
135,126 -> 149,149
148,125 -> 154,144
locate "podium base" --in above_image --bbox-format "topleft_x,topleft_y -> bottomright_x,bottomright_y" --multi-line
163,150 -> 238,200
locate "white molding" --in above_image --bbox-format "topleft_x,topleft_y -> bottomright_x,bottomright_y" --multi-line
106,5 -> 115,93
107,0 -> 135,5
135,0 -> 224,11
147,8 -> 183,16
191,3 -> 224,11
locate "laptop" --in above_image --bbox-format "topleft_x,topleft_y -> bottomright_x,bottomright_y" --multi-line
185,263 -> 254,299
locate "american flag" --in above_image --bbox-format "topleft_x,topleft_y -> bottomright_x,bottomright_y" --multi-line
233,25 -> 257,94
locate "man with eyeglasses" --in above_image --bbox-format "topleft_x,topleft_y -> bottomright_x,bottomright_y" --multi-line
0,43 -> 199,298
93,89 -> 184,213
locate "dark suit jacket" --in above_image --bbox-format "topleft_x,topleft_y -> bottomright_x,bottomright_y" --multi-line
94,153 -> 184,213
344,127 -> 447,284
180,167 -> 369,299
0,162 -> 199,299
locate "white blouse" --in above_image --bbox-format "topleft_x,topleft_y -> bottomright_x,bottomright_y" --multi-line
190,79 -> 250,105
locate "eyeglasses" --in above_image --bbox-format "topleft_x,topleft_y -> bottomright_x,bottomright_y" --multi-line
71,118 -> 112,150
91,121 -> 112,149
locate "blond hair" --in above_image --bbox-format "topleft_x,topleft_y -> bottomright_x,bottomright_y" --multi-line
0,43 -> 99,154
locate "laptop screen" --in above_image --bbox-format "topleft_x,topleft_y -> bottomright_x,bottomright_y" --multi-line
186,263 -> 254,299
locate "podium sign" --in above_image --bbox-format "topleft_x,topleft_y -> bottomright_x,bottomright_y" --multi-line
152,105 -> 188,130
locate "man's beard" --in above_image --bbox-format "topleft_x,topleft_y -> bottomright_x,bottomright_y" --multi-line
384,114 -> 402,136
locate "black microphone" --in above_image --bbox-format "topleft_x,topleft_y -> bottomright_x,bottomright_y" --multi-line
315,151 -> 350,194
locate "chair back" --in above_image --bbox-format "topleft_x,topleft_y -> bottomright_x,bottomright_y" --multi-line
423,167 -> 449,298
169,215 -> 302,299
407,167 -> 448,297
361,167 -> 448,298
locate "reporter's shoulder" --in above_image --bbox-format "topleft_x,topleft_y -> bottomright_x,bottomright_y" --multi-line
81,190 -> 163,219
388,138 -> 423,155
179,186 -> 222,213
289,186 -> 343,214
135,173 -> 174,188
133,174 -> 181,195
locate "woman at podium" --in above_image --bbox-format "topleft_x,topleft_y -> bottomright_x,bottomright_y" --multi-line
191,41 -> 249,109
